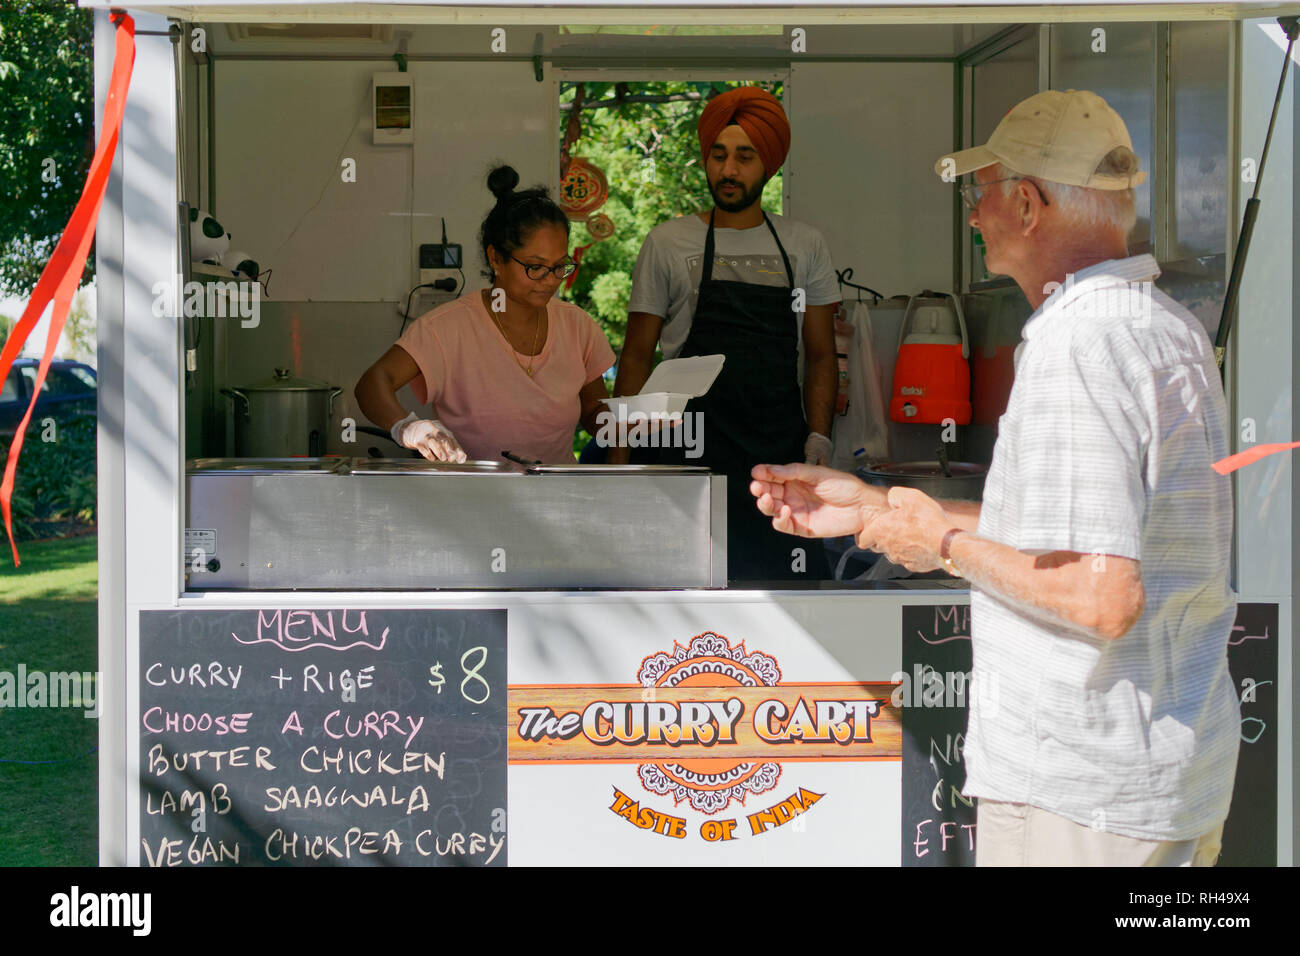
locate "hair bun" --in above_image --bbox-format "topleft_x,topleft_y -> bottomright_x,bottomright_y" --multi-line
487,165 -> 521,201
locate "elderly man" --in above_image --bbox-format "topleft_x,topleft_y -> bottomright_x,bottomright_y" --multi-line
750,89 -> 1239,866
613,86 -> 840,582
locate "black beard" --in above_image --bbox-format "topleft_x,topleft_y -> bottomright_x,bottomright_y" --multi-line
709,176 -> 765,213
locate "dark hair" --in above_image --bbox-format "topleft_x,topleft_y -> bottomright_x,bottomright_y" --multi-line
479,165 -> 570,282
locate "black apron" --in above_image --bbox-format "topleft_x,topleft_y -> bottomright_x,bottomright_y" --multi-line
670,211 -> 827,582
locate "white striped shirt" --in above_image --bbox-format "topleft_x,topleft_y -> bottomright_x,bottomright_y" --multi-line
964,255 -> 1240,841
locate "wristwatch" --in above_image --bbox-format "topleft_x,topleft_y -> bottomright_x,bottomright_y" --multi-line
940,528 -> 965,578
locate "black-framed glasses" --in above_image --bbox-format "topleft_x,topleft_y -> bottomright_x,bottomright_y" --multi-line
510,255 -> 577,280
959,177 -> 1050,211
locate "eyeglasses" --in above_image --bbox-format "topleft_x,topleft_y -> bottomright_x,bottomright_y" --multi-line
959,177 -> 1051,211
510,255 -> 577,280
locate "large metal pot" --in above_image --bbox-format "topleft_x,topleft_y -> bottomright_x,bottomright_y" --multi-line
222,368 -> 342,458
856,460 -> 988,501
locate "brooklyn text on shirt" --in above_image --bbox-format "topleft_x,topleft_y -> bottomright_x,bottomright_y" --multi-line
708,255 -> 789,269
1041,274 -> 1155,326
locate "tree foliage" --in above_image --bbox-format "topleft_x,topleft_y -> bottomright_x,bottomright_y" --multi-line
557,80 -> 783,353
61,286 -> 95,363
1,413 -> 96,539
0,1 -> 95,298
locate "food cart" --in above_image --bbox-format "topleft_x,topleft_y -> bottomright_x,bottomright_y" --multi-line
85,0 -> 1296,866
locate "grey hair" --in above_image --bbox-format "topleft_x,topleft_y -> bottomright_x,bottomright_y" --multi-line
998,147 -> 1139,235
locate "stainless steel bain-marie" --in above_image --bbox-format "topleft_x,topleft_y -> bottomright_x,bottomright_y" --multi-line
184,458 -> 726,589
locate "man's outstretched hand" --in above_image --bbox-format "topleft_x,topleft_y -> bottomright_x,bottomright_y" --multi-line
749,463 -> 885,540
859,485 -> 949,571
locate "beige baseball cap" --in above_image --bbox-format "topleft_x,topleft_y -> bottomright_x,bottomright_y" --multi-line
934,89 -> 1146,190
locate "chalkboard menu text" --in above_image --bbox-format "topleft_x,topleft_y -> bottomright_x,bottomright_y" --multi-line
139,608 -> 507,866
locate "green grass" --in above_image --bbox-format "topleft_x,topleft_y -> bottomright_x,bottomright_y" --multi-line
0,534 -> 98,865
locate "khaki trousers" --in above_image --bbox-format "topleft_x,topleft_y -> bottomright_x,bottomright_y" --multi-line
976,799 -> 1224,867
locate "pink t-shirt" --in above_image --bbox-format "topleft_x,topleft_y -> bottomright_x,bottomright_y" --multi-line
395,291 -> 615,464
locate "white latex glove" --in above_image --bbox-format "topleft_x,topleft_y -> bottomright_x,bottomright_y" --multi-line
804,431 -> 834,467
391,412 -> 467,463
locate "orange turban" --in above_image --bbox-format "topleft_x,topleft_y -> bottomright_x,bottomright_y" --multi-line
697,86 -> 791,177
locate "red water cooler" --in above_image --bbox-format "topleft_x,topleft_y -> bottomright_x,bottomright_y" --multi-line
889,292 -> 972,425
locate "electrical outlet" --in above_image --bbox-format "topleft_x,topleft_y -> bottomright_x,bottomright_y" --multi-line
419,243 -> 462,269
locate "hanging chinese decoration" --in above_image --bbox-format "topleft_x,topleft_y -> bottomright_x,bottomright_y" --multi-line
558,84 -> 616,291
559,156 -> 609,222
585,212 -> 615,241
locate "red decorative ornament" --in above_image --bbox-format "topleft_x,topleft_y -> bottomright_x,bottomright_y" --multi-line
559,157 -> 608,221
586,212 -> 614,241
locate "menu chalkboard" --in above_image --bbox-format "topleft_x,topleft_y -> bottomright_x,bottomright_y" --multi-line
900,603 -> 975,867
1221,602 -> 1278,866
139,608 -> 507,866
902,601 -> 1279,867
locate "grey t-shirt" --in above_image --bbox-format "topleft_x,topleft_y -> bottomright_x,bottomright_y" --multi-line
628,211 -> 840,359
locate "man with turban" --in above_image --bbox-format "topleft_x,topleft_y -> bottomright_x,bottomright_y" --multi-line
612,85 -> 840,583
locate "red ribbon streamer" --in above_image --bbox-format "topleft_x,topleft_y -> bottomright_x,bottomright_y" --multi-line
0,13 -> 135,565
1213,441 -> 1300,475
564,241 -> 595,292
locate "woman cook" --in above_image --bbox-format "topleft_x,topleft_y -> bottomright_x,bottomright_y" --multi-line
356,165 -> 615,464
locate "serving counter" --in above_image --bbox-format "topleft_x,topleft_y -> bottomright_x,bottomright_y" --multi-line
185,458 -> 727,590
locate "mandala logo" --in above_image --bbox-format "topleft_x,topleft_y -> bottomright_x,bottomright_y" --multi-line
635,632 -> 783,815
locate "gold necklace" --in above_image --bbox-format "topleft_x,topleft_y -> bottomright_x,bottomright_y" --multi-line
489,301 -> 543,377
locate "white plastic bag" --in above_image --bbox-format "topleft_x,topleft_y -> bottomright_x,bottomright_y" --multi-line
831,299 -> 890,470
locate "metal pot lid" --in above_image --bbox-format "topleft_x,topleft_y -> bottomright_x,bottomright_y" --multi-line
238,367 -> 338,392
861,461 -> 988,479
